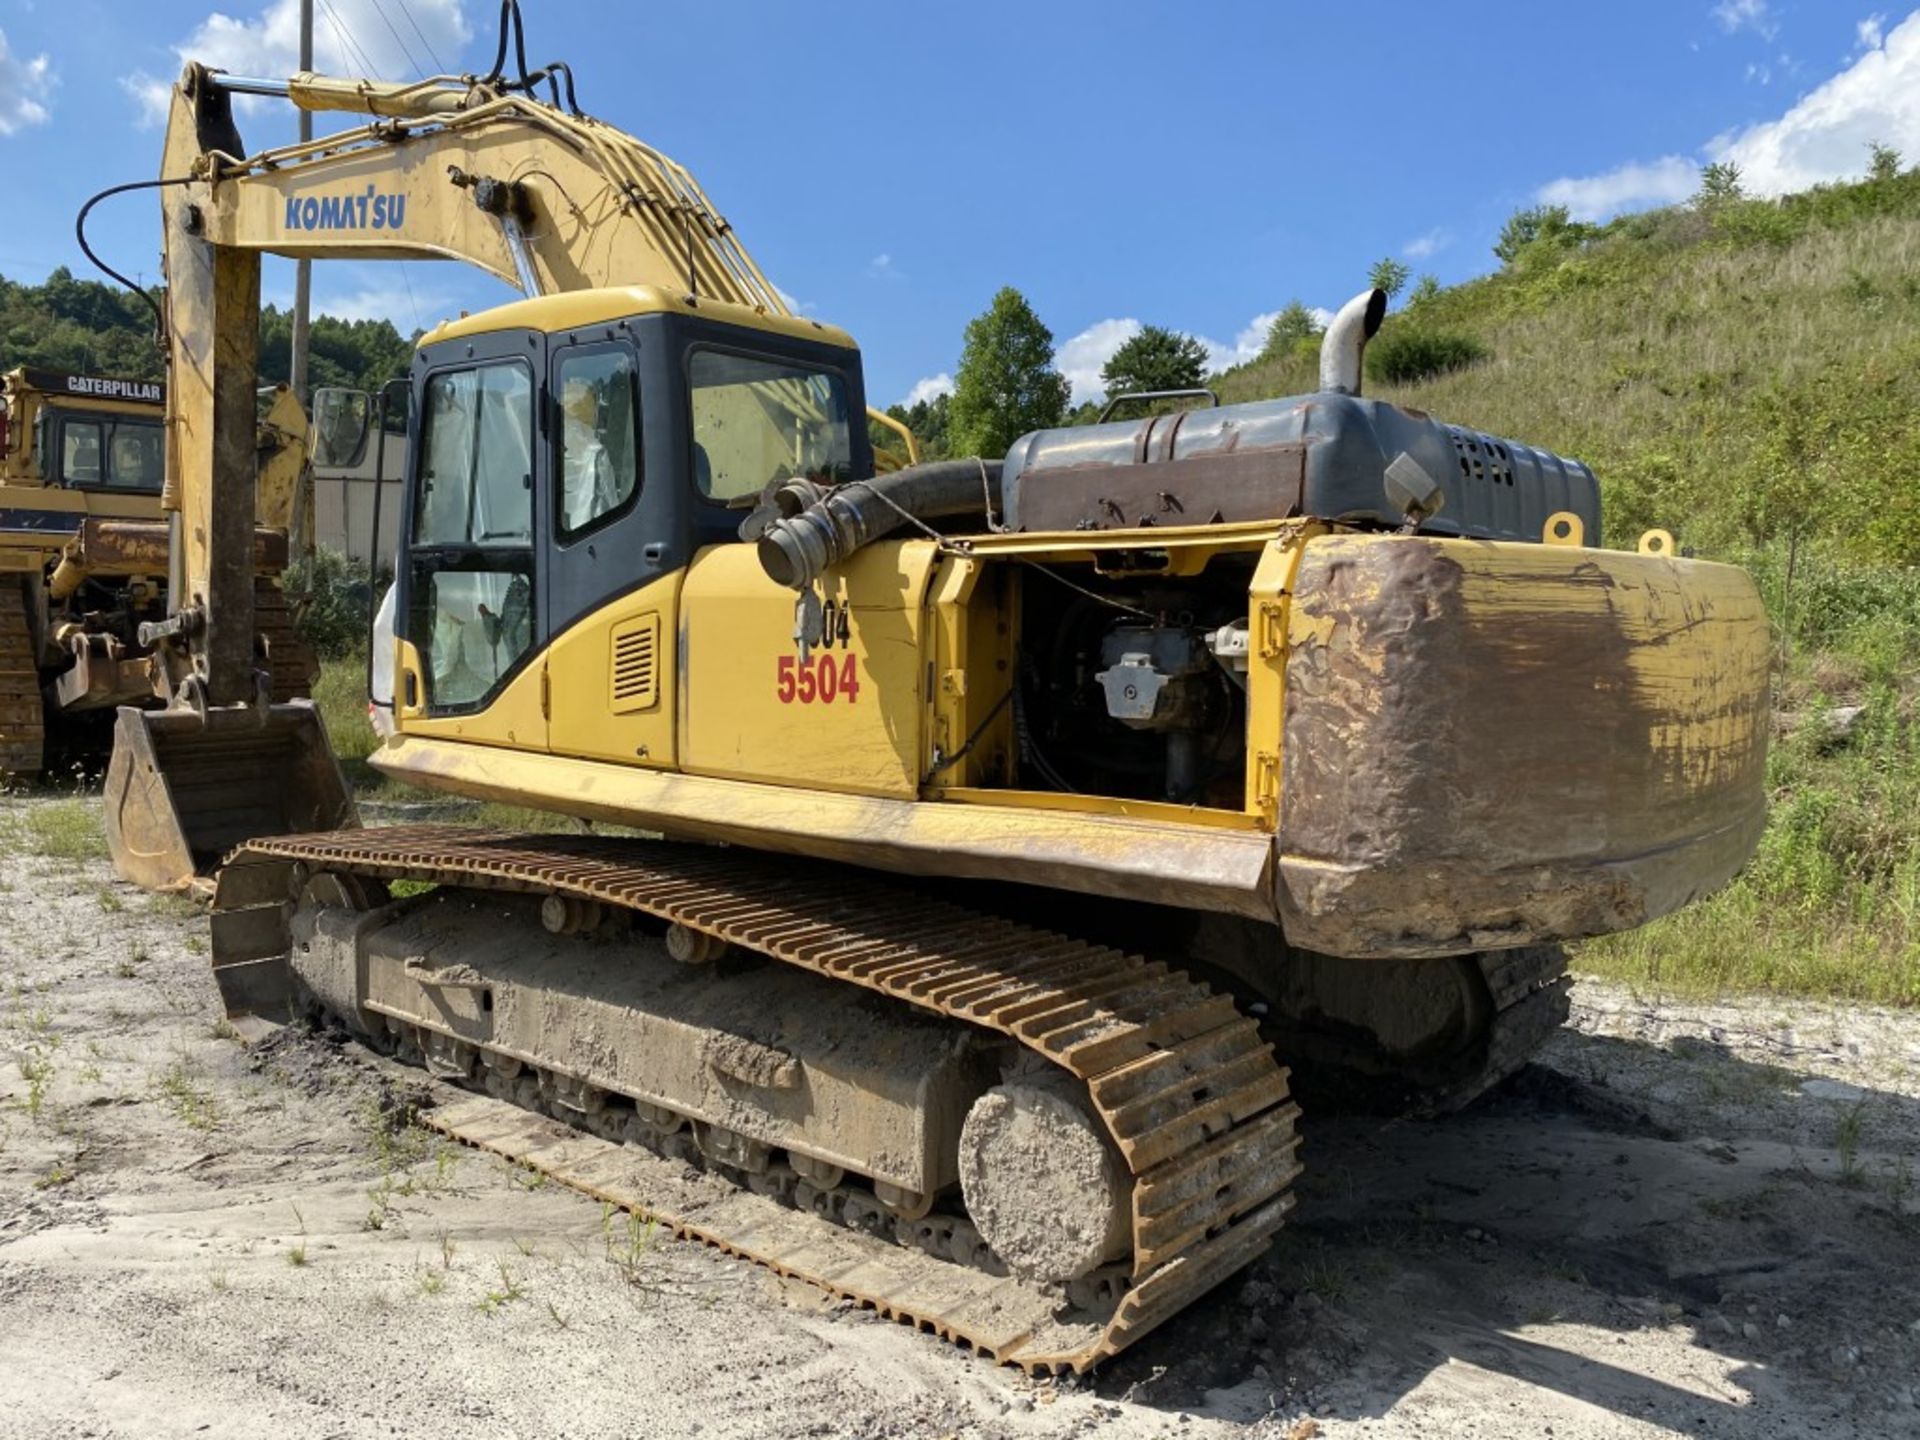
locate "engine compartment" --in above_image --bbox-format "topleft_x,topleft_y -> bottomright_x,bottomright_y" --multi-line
1010,554 -> 1257,807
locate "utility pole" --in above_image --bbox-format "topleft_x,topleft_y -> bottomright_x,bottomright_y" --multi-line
288,0 -> 314,403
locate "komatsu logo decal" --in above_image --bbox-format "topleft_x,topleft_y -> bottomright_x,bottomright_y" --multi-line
284,186 -> 408,232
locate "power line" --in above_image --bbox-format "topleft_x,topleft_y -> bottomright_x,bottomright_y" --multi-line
316,0 -> 379,77
393,0 -> 450,73
365,0 -> 427,79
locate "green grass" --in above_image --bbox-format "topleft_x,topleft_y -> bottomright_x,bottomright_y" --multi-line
16,801 -> 108,863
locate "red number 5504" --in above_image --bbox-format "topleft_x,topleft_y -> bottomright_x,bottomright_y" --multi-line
776,653 -> 861,704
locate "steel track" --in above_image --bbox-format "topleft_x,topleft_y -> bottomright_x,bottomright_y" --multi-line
239,824 -> 1303,1372
0,585 -> 43,780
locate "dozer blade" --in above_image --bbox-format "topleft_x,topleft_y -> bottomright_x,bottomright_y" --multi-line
103,701 -> 358,893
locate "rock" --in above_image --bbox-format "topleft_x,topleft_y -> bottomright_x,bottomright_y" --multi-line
1710,1314 -> 1737,1336
1660,1302 -> 1684,1321
1800,1078 -> 1867,1102
1777,1315 -> 1792,1330
1743,1323 -> 1761,1340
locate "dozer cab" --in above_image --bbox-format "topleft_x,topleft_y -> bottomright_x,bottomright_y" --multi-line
103,3 -> 1769,1372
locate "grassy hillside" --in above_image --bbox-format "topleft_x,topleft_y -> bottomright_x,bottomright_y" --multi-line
1216,173 -> 1920,1004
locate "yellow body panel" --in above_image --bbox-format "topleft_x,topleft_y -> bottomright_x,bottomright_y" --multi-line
547,572 -> 682,768
679,540 -> 936,798
399,639 -> 549,751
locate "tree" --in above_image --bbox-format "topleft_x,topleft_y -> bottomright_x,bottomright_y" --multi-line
1407,274 -> 1442,308
1868,139 -> 1903,183
1259,300 -> 1323,361
1495,204 -> 1567,265
1696,161 -> 1744,207
1368,257 -> 1411,299
869,392 -> 951,460
948,287 -> 1071,457
1099,325 -> 1209,400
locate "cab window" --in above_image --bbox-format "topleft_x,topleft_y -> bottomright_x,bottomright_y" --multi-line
56,413 -> 164,491
688,349 -> 851,507
555,345 -> 640,538
409,361 -> 536,712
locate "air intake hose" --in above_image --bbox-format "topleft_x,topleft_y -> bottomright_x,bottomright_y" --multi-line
756,458 -> 1003,591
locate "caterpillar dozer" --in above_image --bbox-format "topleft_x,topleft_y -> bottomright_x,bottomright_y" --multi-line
105,4 -> 1770,1373
0,366 -> 315,780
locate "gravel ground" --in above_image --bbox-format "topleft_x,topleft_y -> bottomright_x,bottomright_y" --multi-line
2,805 -> 1918,1439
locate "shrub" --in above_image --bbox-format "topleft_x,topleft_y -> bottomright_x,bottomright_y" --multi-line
285,546 -> 372,661
1365,328 -> 1488,385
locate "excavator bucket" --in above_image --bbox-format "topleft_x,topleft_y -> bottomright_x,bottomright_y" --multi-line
103,701 -> 358,893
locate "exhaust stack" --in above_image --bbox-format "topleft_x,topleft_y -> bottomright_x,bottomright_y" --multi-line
1318,287 -> 1388,397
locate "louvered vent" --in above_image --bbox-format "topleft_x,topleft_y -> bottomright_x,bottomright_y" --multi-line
609,612 -> 660,713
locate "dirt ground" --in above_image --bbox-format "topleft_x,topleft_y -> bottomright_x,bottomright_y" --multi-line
3,805 -> 1918,1440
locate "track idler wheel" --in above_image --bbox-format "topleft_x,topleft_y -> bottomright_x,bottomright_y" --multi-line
957,1073 -> 1132,1285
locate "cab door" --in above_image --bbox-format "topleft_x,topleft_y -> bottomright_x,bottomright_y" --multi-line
542,333 -> 681,768
394,336 -> 548,751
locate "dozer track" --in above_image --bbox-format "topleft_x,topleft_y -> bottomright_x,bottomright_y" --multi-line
0,584 -> 44,781
233,825 -> 1303,1373
253,577 -> 317,702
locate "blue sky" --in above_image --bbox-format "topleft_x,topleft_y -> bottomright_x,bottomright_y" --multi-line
0,0 -> 1912,406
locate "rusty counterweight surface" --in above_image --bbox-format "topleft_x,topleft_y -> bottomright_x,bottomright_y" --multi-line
219,824 -> 1302,1373
1275,535 -> 1770,957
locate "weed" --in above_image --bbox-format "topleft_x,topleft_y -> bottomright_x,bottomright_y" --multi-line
209,1268 -> 231,1293
509,1164 -> 547,1191
209,1017 -> 238,1041
34,1155 -> 76,1189
94,886 -> 123,914
513,1235 -> 536,1258
544,1300 -> 572,1331
439,1229 -> 457,1270
287,1201 -> 309,1267
474,1258 -> 527,1314
155,1057 -> 221,1132
1836,1101 -> 1870,1187
417,1267 -> 446,1296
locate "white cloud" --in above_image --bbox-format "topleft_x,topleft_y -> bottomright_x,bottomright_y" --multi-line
1858,13 -> 1888,51
1057,306 -> 1339,402
868,253 -> 903,281
314,278 -> 445,330
1713,0 -> 1779,40
125,0 -> 471,127
1710,9 -> 1920,194
900,373 -> 952,407
1055,317 -> 1141,405
0,29 -> 54,136
1536,155 -> 1699,221
1199,311 -> 1283,374
1402,228 -> 1451,260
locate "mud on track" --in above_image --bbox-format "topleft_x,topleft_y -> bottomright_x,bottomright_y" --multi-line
1,795 -> 1917,1439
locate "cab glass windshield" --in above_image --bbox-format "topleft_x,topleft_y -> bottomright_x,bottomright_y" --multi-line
688,349 -> 851,507
56,413 -> 165,491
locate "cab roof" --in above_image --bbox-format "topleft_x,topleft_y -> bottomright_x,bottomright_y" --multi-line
419,285 -> 858,352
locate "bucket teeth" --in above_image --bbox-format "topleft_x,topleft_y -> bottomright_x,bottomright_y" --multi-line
236,825 -> 1304,1373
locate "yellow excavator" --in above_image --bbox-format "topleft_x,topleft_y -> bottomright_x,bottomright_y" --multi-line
101,5 -> 1770,1373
